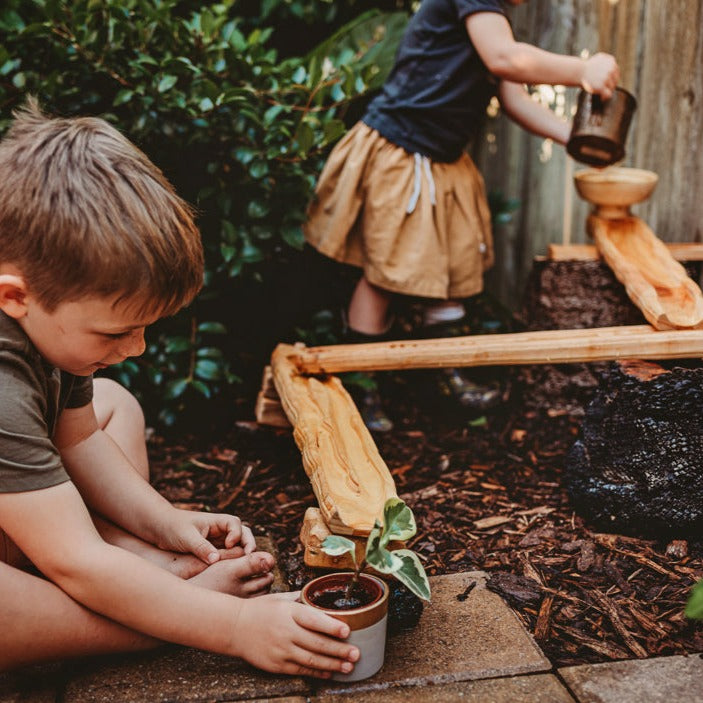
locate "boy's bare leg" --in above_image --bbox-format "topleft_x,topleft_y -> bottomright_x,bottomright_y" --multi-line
90,378 -> 274,594
0,559 -> 157,671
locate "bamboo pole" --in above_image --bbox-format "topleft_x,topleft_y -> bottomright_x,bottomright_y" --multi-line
270,344 -> 397,535
548,242 -> 703,262
284,325 -> 703,376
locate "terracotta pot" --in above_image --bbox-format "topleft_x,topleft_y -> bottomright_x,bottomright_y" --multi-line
567,87 -> 637,167
301,572 -> 389,682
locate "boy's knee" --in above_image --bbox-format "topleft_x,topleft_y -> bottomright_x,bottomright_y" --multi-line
93,378 -> 145,431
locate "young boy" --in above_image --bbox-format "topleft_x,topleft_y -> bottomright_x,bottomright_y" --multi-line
0,100 -> 359,677
304,0 -> 620,430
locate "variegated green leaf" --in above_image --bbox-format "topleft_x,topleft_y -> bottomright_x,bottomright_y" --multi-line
380,497 -> 416,545
390,549 -> 431,601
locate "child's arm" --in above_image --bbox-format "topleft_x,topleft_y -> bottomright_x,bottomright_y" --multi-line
497,80 -> 572,145
466,12 -> 619,98
54,402 -> 253,565
0,482 -> 358,677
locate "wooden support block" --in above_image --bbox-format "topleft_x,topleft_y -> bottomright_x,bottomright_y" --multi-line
271,344 -> 397,536
260,365 -> 280,400
254,392 -> 292,428
548,242 -> 703,262
589,215 -> 703,330
301,507 -> 364,569
284,325 -> 703,375
300,507 -> 403,569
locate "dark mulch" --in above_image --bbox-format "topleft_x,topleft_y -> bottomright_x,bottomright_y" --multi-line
148,371 -> 703,668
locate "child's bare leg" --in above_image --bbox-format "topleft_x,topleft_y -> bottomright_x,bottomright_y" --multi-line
348,276 -> 392,334
0,560 -> 157,671
91,379 -> 274,594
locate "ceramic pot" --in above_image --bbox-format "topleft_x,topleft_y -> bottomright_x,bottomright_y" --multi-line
301,572 -> 389,682
567,87 -> 637,167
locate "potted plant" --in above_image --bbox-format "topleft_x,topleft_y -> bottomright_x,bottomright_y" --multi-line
300,497 -> 431,681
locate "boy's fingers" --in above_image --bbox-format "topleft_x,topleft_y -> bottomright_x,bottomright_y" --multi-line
287,646 -> 355,677
239,525 -> 256,553
190,535 -> 220,564
293,602 -> 351,639
293,627 -> 359,663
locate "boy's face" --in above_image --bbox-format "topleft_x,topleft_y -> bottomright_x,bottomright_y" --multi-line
20,294 -> 158,376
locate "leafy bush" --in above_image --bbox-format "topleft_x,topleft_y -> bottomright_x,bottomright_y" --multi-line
0,0 -> 408,430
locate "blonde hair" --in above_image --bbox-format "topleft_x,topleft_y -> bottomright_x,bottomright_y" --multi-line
0,97 -> 203,316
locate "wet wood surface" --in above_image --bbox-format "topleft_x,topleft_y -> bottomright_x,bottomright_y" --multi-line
589,215 -> 703,329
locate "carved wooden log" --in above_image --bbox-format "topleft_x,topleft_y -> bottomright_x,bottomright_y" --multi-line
285,326 -> 703,376
589,215 -> 703,330
565,360 -> 703,537
270,344 -> 397,535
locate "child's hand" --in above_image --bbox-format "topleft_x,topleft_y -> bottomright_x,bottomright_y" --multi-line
160,508 -> 257,564
581,53 -> 620,99
233,592 -> 360,678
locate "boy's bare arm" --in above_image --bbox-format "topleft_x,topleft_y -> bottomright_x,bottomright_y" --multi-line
0,482 -> 358,676
466,12 -> 619,98
54,403 -> 255,564
497,80 -> 571,144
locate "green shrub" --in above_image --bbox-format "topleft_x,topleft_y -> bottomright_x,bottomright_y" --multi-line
0,0 -> 407,430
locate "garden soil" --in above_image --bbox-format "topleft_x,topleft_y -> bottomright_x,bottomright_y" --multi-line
148,371 -> 703,667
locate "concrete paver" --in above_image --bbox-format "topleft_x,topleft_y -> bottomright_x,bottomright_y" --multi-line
0,663 -> 61,703
559,653 -> 703,703
316,571 -> 551,694
314,673 -> 575,702
62,647 -> 311,703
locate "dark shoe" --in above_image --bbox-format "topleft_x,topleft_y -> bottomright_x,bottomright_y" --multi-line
435,368 -> 502,411
343,372 -> 394,433
358,385 -> 394,433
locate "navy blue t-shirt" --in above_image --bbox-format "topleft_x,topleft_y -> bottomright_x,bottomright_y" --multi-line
363,0 -> 506,162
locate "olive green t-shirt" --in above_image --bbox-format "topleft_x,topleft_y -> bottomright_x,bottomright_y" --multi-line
0,310 -> 93,493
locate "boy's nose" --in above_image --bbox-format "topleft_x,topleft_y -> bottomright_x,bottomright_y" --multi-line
121,329 -> 146,357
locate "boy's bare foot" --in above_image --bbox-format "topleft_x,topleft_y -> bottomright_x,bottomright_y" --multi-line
188,551 -> 275,597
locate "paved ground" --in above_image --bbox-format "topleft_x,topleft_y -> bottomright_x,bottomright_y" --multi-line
2,535 -> 702,703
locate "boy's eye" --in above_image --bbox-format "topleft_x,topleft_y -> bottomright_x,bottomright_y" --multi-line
102,331 -> 130,340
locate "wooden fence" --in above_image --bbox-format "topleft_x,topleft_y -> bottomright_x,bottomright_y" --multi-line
474,0 -> 703,309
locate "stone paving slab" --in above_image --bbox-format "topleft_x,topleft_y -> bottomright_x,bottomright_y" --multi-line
63,647 -> 311,703
316,571 -> 551,695
0,663 -> 62,703
313,674 -> 575,702
559,654 -> 703,703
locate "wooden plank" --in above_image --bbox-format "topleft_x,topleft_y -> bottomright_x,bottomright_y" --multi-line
548,242 -> 703,262
271,343 -> 397,536
285,325 -> 703,375
589,215 -> 703,330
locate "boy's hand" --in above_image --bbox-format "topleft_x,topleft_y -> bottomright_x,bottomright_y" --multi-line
160,508 -> 257,564
581,53 -> 620,99
233,592 -> 360,678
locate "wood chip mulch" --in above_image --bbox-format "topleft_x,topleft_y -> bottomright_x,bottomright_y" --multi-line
148,390 -> 703,668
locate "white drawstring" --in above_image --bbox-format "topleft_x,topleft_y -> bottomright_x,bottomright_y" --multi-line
406,153 -> 437,214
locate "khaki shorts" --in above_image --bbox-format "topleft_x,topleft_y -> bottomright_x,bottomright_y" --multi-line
303,122 -> 494,299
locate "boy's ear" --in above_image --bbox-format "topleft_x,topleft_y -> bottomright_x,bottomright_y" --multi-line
0,273 -> 29,319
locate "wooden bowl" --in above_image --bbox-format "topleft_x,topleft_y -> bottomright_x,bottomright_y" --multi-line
574,167 -> 658,218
